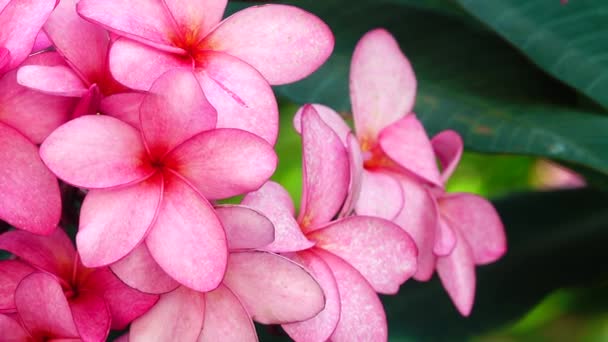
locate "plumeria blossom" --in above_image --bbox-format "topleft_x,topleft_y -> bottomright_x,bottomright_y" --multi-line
0,229 -> 158,341
40,69 -> 277,291
243,105 -> 418,341
76,0 -> 334,144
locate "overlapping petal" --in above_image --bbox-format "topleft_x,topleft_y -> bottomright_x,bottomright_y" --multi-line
0,314 -> 30,340
434,217 -> 457,256
0,260 -> 34,312
355,170 -> 404,220
69,292 -> 111,342
215,205 -> 275,251
340,135 -> 364,217
199,285 -> 257,342
293,103 -> 351,146
17,65 -> 88,97
163,0 -> 227,40
432,130 -> 464,184
99,92 -> 144,128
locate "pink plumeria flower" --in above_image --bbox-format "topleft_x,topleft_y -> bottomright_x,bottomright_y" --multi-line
76,0 -> 334,144
40,69 -> 277,292
242,105 -> 418,341
0,229 -> 158,341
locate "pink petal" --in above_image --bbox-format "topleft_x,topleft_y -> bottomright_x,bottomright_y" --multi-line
17,65 -> 88,97
202,4 -> 333,85
0,260 -> 34,312
99,92 -> 145,129
40,115 -> 155,189
77,173 -> 163,267
0,0 -> 56,71
0,124 -> 61,234
110,244 -> 179,295
196,51 -> 279,144
15,272 -> 79,338
355,170 -> 404,220
350,28 -> 416,141
439,194 -> 507,265
140,69 -> 217,157
434,217 -> 457,256
242,181 -> 313,253
0,47 -> 9,71
145,175 -> 227,292
316,249 -> 387,341
436,230 -> 476,316
293,103 -> 352,145
222,251 -> 325,324
129,286 -> 205,342
340,134 -> 364,217
0,313 -> 30,340
199,284 -> 257,342
166,128 -> 277,200
379,114 -> 441,186
31,30 -> 52,53
298,105 -> 349,232
215,205 -> 275,251
282,251 -> 340,342
71,84 -> 102,118
432,130 -> 463,184
163,0 -> 227,39
0,229 -> 75,280
69,292 -> 111,342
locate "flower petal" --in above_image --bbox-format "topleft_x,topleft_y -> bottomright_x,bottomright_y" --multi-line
99,92 -> 145,129
355,170 -> 404,220
166,128 -> 277,200
215,205 -> 275,251
77,173 -> 163,267
282,251 -> 340,342
199,284 -> 257,342
31,30 -> 52,53
350,28 -> 416,141
110,244 -> 179,295
17,65 -> 88,97
145,175 -> 227,292
222,251 -> 325,324
432,130 -> 463,184
0,313 -> 29,340
129,286 -> 205,342
40,115 -> 154,189
439,194 -> 506,265
71,84 -> 102,118
434,217 -> 457,256
140,69 -> 216,157
293,103 -> 351,145
202,4 -> 333,85
163,0 -> 227,39
298,105 -> 349,232
0,260 -> 34,312
0,123 -> 61,234
0,47 -> 9,71
340,134 -> 364,217
69,292 -> 111,342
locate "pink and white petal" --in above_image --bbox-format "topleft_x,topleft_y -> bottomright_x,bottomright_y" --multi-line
432,130 -> 463,184
434,217 -> 457,256
196,51 -> 278,145
0,313 -> 30,340
76,0 -> 182,53
215,205 -> 275,251
350,28 -> 416,141
222,251 -> 325,324
100,92 -> 145,129
81,268 -> 159,329
394,175 -> 439,281
436,230 -> 477,317
379,115 -> 441,186
298,105 -> 349,232
31,30 -> 52,53
0,229 -> 75,279
166,128 -> 277,200
242,181 -> 313,253
140,69 -> 216,157
199,284 -> 257,342
129,286 -> 205,342
40,115 -> 155,189
69,292 -> 111,342
0,260 -> 34,312
164,0 -> 227,39
202,4 -> 333,85
439,194 -> 506,265
316,250 -> 387,341
0,0 -> 56,71
17,65 -> 88,97
282,251 -> 340,342
293,103 -> 351,145
110,244 -> 179,295
0,124 -> 61,235
355,170 -> 404,220
43,0 -> 108,82
77,174 -> 162,267
145,175 -> 227,292
339,134 -> 364,217
108,38 -> 191,91
15,272 -> 79,338
311,216 -> 417,294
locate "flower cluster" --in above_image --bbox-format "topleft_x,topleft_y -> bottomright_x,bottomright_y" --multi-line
0,1 -> 506,341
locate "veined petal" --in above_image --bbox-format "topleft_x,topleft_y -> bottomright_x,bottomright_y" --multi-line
0,260 -> 34,312
146,175 -> 227,292
40,115 -> 155,189
199,284 -> 257,342
434,217 -> 457,256
140,69 -> 216,157
293,103 -> 351,145
432,130 -> 464,184
0,314 -> 29,340
242,181 -> 313,253
164,0 -> 227,39
166,128 -> 277,200
215,205 -> 275,251
17,65 -> 88,97
222,251 -> 325,324
355,170 -> 404,220
202,4 -> 333,85
298,105 -> 349,232
0,123 -> 61,234
350,28 -> 416,141
99,92 -> 145,129
69,292 -> 111,342
77,173 -> 163,267
340,134 -> 364,217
